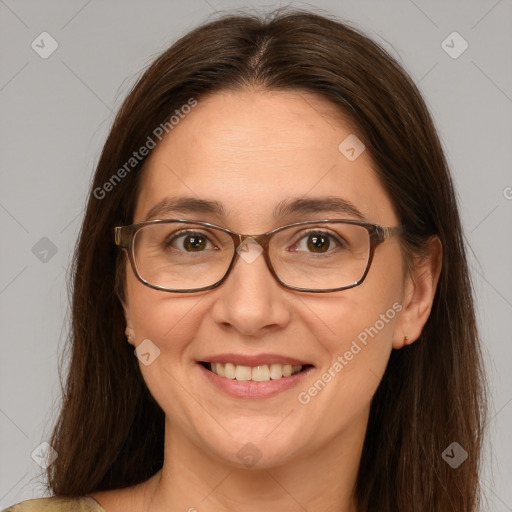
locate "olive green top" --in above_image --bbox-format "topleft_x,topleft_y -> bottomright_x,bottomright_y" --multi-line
1,496 -> 106,512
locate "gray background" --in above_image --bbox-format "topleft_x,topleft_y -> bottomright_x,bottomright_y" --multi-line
0,0 -> 511,509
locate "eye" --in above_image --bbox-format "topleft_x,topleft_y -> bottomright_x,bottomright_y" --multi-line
289,229 -> 346,254
165,230 -> 216,252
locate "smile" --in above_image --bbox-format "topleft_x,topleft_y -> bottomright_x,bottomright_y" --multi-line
202,362 -> 308,381
198,357 -> 314,399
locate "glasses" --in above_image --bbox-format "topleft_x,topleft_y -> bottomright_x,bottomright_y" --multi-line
114,219 -> 404,293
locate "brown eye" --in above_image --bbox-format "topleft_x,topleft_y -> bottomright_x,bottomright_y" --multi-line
306,233 -> 331,253
290,230 -> 345,254
165,231 -> 213,252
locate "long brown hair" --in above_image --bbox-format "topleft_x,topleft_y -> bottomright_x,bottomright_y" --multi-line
47,8 -> 487,511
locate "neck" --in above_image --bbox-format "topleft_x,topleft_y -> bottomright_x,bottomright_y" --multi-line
147,411 -> 368,512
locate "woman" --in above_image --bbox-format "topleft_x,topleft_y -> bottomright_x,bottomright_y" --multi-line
3,7 -> 487,512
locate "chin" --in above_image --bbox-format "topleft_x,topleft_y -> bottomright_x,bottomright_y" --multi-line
199,425 -> 308,470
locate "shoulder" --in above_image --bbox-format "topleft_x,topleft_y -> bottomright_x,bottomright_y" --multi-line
1,496 -> 105,512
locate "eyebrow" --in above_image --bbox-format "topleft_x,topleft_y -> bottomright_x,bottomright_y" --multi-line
144,195 -> 366,222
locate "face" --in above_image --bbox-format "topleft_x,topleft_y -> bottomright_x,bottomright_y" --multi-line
123,89 -> 410,469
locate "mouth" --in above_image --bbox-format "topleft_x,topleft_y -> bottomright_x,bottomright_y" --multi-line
197,353 -> 315,398
199,361 -> 314,382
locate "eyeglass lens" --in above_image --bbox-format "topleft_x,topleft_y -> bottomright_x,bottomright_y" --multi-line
132,221 -> 371,291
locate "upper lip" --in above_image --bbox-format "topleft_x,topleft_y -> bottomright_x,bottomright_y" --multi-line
199,353 -> 313,367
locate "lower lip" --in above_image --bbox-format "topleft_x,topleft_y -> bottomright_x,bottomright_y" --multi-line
198,363 -> 314,399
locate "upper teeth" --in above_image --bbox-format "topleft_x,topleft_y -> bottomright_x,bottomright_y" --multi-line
209,362 -> 303,381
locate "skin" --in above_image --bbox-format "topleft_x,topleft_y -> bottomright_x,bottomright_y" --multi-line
90,89 -> 441,512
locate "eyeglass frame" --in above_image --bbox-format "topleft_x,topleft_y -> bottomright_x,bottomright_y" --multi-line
114,218 -> 404,293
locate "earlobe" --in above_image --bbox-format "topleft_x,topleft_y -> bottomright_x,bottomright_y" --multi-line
122,300 -> 136,346
125,326 -> 136,345
392,236 -> 443,349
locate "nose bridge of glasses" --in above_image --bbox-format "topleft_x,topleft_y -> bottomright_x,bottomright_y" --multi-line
230,231 -> 271,251
230,233 -> 273,273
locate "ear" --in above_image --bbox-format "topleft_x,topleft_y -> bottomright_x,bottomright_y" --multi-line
122,298 -> 136,347
392,236 -> 443,349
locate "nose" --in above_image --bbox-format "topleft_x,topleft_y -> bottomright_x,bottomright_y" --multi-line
210,239 -> 291,336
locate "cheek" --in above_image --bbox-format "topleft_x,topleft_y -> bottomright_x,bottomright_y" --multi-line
124,268 -> 208,382
125,276 -> 209,429
294,296 -> 400,430
300,290 -> 400,378
301,247 -> 404,352
128,283 -> 202,351
295,252 -> 404,410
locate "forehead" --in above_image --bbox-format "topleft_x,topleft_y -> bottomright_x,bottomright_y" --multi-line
134,89 -> 398,229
